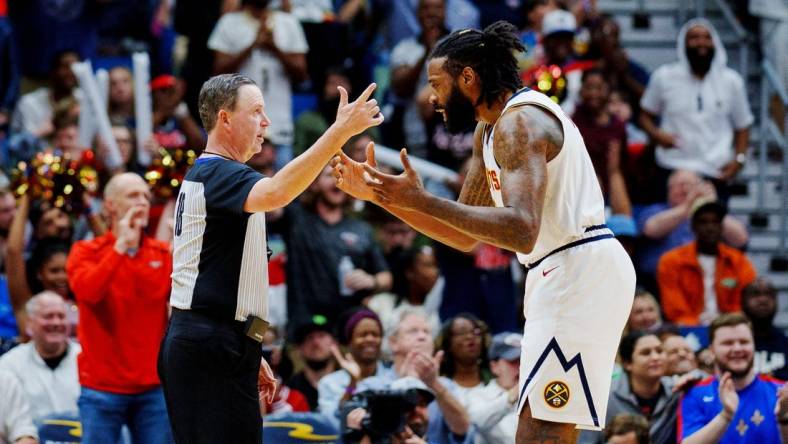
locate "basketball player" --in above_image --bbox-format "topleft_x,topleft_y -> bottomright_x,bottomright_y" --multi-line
333,21 -> 636,443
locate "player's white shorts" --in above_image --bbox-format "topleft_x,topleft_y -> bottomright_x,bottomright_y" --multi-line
517,227 -> 635,431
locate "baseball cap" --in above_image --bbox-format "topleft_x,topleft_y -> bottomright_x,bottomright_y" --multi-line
542,10 -> 576,37
388,377 -> 436,403
488,332 -> 522,361
607,215 -> 638,238
292,314 -> 333,344
690,197 -> 726,223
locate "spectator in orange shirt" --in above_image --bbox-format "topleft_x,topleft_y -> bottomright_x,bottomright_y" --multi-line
657,199 -> 756,326
66,172 -> 173,444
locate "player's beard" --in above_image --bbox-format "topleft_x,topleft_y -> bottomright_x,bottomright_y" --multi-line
442,84 -> 477,134
717,356 -> 754,379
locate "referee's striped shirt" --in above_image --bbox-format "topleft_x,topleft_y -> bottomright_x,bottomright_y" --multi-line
170,156 -> 268,322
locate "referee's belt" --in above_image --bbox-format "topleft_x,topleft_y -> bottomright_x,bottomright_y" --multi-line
525,224 -> 613,269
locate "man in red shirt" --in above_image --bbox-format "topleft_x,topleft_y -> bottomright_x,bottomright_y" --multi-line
66,172 -> 172,444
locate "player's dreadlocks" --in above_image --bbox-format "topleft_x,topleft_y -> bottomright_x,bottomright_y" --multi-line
430,20 -> 525,108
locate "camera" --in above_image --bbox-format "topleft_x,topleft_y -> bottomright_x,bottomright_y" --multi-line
341,389 -> 422,443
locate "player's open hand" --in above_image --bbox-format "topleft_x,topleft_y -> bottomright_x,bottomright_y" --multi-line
334,83 -> 384,138
362,148 -> 426,210
331,141 -> 378,202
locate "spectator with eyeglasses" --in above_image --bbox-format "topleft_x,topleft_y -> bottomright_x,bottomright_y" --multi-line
436,313 -> 491,408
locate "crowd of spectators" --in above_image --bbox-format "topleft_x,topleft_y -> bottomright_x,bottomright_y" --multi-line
0,0 -> 786,443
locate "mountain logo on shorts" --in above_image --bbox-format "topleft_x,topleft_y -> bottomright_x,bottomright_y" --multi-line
543,381 -> 570,409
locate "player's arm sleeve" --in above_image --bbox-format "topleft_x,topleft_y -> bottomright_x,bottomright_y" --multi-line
204,162 -> 266,214
657,253 -> 696,325
678,391 -> 708,441
729,74 -> 754,129
639,68 -> 665,115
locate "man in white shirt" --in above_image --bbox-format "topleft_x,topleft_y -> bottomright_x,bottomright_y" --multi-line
0,291 -> 80,420
467,332 -> 520,444
208,0 -> 308,169
639,18 -> 753,195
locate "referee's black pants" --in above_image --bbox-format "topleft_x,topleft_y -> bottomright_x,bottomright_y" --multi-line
158,309 -> 262,444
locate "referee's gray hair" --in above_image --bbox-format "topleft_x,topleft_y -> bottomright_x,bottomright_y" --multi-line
25,291 -> 66,318
198,74 -> 258,132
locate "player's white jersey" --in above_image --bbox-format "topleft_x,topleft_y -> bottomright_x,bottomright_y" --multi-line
481,88 -> 605,266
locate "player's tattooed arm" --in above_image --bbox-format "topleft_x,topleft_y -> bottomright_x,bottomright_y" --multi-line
457,123 -> 495,208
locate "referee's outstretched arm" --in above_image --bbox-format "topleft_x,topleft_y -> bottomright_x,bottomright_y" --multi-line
244,82 -> 383,213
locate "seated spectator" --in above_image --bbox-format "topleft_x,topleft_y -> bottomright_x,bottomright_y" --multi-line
66,173 -> 172,444
578,331 -> 678,444
637,170 -> 748,285
318,309 -> 391,426
516,0 -> 558,74
658,331 -> 698,377
287,315 -> 338,412
741,277 -> 788,380
657,199 -> 756,326
107,66 -> 135,127
0,292 -> 79,419
0,370 -> 38,444
357,309 -> 472,443
368,245 -> 443,337
11,50 -> 81,138
679,313 -> 788,443
604,413 -> 650,444
370,207 -> 418,274
50,112 -> 84,157
626,288 -> 663,333
436,314 -> 490,403
573,69 -> 632,215
639,19 -> 753,199
466,332 -> 520,444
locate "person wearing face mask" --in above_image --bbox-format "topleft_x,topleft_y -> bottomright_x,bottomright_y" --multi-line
639,18 -> 753,203
287,315 -> 339,412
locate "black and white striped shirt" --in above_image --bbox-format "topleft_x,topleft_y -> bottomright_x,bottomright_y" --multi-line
170,156 -> 268,322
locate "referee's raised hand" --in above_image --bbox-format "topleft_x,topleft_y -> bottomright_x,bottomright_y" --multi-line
333,83 -> 384,137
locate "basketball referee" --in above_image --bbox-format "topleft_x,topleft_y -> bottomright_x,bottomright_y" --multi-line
157,73 -> 383,443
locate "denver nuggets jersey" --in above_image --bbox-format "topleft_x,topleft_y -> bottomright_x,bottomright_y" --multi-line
481,88 -> 605,266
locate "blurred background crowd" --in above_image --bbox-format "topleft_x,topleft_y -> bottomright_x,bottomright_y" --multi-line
0,0 -> 786,443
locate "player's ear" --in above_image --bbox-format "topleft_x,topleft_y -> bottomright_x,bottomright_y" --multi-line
461,66 -> 476,86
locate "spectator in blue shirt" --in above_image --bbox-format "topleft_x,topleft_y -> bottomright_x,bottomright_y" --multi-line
741,277 -> 788,381
678,313 -> 788,443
